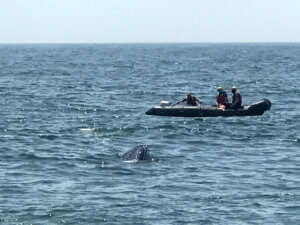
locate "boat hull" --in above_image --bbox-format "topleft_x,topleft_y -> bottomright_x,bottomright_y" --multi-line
146,99 -> 271,117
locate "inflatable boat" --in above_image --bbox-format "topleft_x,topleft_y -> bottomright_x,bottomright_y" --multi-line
146,99 -> 271,117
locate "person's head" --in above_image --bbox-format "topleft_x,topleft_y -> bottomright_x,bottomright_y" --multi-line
232,86 -> 237,93
187,93 -> 192,99
217,86 -> 222,93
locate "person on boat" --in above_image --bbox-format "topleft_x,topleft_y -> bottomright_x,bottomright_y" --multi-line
216,86 -> 228,107
231,86 -> 242,108
173,93 -> 201,106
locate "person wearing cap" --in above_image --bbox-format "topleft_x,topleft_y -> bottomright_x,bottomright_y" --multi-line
173,93 -> 201,106
216,86 -> 228,107
231,86 -> 242,108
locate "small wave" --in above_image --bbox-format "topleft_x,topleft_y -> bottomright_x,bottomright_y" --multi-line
279,138 -> 299,143
159,59 -> 174,64
80,128 -> 94,132
113,65 -> 134,69
80,125 -> 146,139
19,152 -> 64,161
235,193 -> 300,201
39,134 -> 58,140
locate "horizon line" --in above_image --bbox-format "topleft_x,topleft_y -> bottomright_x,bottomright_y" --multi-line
0,41 -> 300,45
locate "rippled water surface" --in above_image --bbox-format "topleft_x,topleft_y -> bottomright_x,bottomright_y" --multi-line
0,44 -> 299,224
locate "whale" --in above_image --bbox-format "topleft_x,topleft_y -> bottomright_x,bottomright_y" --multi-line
122,145 -> 153,162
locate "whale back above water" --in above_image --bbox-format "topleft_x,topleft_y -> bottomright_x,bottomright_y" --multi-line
122,145 -> 153,162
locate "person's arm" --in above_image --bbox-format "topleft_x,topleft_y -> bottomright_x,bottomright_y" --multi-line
232,99 -> 238,106
232,94 -> 241,106
172,98 -> 186,106
195,98 -> 202,105
232,94 -> 237,105
223,92 -> 228,103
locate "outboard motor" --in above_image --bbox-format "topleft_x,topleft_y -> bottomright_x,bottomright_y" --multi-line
160,101 -> 171,107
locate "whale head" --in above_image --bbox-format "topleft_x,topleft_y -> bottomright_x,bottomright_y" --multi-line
122,145 -> 153,162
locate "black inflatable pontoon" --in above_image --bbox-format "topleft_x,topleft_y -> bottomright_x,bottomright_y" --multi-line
146,99 -> 271,117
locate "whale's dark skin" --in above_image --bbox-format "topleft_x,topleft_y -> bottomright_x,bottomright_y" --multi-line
122,145 -> 153,162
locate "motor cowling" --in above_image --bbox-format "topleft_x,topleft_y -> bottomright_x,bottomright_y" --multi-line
160,101 -> 171,107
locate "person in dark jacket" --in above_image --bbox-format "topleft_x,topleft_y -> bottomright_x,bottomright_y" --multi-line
173,93 -> 201,106
231,86 -> 242,108
216,86 -> 228,107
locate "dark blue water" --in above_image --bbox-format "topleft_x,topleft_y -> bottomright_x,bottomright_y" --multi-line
0,44 -> 299,224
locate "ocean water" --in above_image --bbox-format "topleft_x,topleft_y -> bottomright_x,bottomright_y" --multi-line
0,43 -> 299,224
